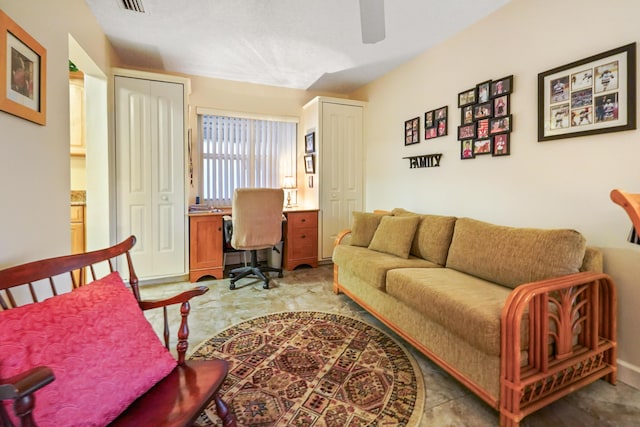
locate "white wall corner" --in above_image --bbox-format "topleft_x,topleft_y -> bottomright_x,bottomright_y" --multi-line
618,359 -> 640,390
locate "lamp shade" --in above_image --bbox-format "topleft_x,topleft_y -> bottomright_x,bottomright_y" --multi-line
283,176 -> 296,189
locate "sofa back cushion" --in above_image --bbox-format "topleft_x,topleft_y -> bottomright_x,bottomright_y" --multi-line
350,211 -> 387,247
391,208 -> 457,265
446,217 -> 587,289
368,215 -> 421,258
0,272 -> 177,427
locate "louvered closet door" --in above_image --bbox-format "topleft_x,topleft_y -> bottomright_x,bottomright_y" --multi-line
115,76 -> 185,279
320,102 -> 364,259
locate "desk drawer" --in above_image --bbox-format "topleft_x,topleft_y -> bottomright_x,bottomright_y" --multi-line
288,211 -> 317,228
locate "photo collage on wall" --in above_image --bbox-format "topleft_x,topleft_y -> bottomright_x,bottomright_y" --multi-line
548,62 -> 618,131
458,75 -> 513,159
424,106 -> 448,140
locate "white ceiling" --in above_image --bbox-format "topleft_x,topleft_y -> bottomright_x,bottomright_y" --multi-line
83,0 -> 511,94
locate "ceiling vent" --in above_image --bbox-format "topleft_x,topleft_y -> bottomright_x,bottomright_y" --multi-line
120,0 -> 145,13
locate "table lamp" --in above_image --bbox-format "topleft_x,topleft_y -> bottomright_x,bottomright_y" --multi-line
283,176 -> 297,208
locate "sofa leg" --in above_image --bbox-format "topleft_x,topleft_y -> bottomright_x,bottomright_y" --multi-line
215,393 -> 236,427
332,265 -> 342,294
500,411 -> 519,427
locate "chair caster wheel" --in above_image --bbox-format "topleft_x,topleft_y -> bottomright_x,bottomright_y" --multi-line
263,282 -> 269,290
229,272 -> 235,278
229,283 -> 236,290
278,272 -> 283,278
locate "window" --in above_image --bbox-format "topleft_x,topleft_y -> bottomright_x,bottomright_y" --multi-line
199,113 -> 297,207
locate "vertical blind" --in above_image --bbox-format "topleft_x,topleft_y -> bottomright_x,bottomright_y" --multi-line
200,114 -> 297,207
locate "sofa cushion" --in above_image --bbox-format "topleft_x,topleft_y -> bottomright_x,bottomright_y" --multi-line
446,217 -> 587,289
386,268 -> 511,356
391,208 -> 456,265
0,272 -> 177,427
333,244 -> 439,291
350,211 -> 386,247
368,215 -> 421,258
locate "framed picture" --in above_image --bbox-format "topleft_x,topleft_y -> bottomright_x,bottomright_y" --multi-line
424,110 -> 434,128
458,88 -> 477,107
425,127 -> 437,140
473,139 -> 492,155
538,43 -> 636,141
458,123 -> 476,140
490,75 -> 513,98
436,119 -> 447,136
305,131 -> 315,153
404,117 -> 420,145
435,106 -> 448,120
0,10 -> 47,125
461,105 -> 474,124
477,80 -> 491,103
477,118 -> 490,139
489,115 -> 512,134
473,102 -> 493,120
493,95 -> 509,117
492,133 -> 510,156
460,139 -> 474,160
304,154 -> 315,174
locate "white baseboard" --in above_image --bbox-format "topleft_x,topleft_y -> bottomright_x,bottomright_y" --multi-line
618,359 -> 640,390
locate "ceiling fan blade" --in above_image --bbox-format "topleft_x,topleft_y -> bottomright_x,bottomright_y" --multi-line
359,0 -> 385,44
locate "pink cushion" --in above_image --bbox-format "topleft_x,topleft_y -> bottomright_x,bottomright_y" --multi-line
0,272 -> 177,427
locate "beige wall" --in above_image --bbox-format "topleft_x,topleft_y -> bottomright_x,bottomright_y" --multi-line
0,0 -> 115,265
351,0 -> 640,387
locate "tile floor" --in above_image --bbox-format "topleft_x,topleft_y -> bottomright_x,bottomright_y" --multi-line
141,264 -> 640,426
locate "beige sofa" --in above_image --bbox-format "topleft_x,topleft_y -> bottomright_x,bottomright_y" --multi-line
332,209 -> 617,427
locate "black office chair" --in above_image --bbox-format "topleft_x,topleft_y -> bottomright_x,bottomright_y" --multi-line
228,188 -> 284,289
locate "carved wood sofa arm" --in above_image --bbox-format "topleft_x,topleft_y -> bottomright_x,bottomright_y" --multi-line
334,229 -> 352,246
138,286 -> 210,365
500,271 -> 617,426
0,366 -> 55,426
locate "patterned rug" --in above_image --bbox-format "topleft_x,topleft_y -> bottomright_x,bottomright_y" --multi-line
190,311 -> 425,427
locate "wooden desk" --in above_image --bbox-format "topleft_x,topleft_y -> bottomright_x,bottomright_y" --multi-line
188,208 -> 318,282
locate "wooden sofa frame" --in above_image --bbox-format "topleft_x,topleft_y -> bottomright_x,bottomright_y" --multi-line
0,236 -> 236,427
333,229 -> 617,427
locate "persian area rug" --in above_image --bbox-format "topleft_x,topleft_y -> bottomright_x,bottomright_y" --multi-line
190,311 -> 425,427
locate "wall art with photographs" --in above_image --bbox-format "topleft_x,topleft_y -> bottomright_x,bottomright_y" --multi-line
404,116 -> 420,145
424,106 -> 447,140
458,75 -> 513,160
538,43 -> 636,141
0,10 -> 47,125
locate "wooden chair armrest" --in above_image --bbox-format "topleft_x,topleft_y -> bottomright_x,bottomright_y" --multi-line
1,366 -> 55,426
138,286 -> 209,365
0,366 -> 55,400
334,229 -> 352,246
138,286 -> 209,311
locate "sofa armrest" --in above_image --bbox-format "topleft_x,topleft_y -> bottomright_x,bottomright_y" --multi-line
500,271 -> 617,422
139,286 -> 210,365
0,366 -> 55,425
334,229 -> 352,246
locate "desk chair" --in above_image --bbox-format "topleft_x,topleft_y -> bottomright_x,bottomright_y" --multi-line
229,188 -> 284,290
611,189 -> 640,244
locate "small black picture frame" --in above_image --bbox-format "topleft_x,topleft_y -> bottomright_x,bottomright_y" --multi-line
461,105 -> 474,124
305,131 -> 315,153
404,117 -> 420,145
304,154 -> 315,174
477,80 -> 491,103
490,75 -> 513,98
493,95 -> 509,117
458,88 -> 477,107
489,115 -> 512,134
473,138 -> 492,155
458,122 -> 476,140
492,133 -> 510,156
461,139 -> 474,159
473,102 -> 493,120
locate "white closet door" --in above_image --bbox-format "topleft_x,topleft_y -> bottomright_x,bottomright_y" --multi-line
320,102 -> 364,259
115,76 -> 185,279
